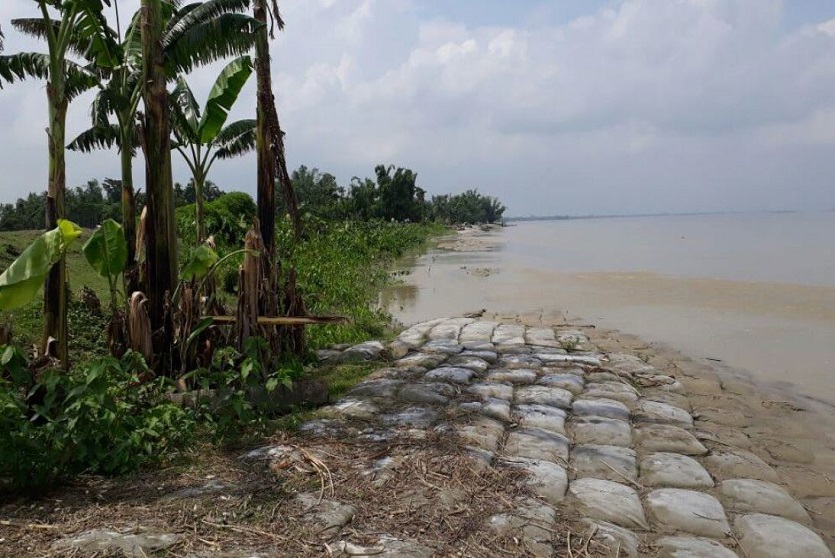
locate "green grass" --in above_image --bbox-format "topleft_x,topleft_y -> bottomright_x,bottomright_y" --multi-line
311,362 -> 382,398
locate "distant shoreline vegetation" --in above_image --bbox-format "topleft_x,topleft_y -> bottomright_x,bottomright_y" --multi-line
0,164 -> 507,231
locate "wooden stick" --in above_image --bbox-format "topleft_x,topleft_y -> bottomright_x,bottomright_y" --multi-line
209,315 -> 349,326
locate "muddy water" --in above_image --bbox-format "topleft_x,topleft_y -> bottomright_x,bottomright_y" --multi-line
380,213 -> 835,402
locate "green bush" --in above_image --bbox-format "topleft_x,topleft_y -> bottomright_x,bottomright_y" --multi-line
211,191 -> 257,220
0,349 -> 194,492
183,337 -> 300,440
276,217 -> 445,348
176,191 -> 256,246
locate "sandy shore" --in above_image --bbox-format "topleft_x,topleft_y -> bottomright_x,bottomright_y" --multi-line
382,226 -> 835,399
385,227 -> 835,550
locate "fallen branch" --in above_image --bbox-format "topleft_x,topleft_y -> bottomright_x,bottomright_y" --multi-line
201,519 -> 287,541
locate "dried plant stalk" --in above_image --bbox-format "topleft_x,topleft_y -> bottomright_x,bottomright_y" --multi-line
237,225 -> 262,351
128,292 -> 154,363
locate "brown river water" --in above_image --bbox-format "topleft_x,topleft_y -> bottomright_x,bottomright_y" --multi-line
380,212 -> 835,403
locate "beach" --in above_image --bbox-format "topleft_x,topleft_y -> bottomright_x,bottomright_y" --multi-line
380,220 -> 835,552
381,214 -> 835,402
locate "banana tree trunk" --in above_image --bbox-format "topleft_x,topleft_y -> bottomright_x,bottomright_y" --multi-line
194,170 -> 206,243
141,0 -> 177,362
253,0 -> 306,359
120,123 -> 138,296
44,82 -> 68,367
253,0 -> 275,256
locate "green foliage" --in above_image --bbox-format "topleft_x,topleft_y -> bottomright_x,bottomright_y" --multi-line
176,191 -> 255,246
0,179 -> 126,231
173,179 -> 224,207
67,296 -> 109,362
287,163 -> 505,226
83,218 -> 127,310
276,218 -> 444,349
213,191 -> 257,218
0,220 -> 82,310
170,57 -> 256,244
66,122 -> 124,154
214,118 -> 257,160
184,337 -> 297,440
313,363 -> 381,399
375,165 -> 426,223
180,244 -> 219,282
0,205 -> 445,490
0,350 -> 194,491
429,189 -> 506,224
0,52 -> 99,99
82,219 -> 127,279
291,165 -> 345,220
170,55 -> 254,147
287,164 -> 428,223
161,1 -> 262,77
198,55 -> 253,142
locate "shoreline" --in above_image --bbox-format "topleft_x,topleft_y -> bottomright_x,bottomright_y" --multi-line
405,224 -> 835,409
3,225 -> 833,556
382,224 -> 835,403
385,227 -> 835,549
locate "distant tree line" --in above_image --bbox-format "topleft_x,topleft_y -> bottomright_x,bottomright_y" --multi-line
0,179 -> 225,231
0,164 -> 505,232
288,164 -> 506,225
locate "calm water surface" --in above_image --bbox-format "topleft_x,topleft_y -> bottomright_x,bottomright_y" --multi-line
381,212 -> 835,402
506,213 -> 835,286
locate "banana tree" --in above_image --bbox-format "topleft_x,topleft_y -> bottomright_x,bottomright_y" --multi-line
141,0 -> 176,359
69,0 -> 263,297
252,0 -> 303,253
83,219 -> 129,356
170,55 -> 256,243
67,33 -> 142,295
0,221 -> 83,313
0,0 -> 117,367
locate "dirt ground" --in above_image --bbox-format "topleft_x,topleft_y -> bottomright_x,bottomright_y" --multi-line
2,310 -> 834,557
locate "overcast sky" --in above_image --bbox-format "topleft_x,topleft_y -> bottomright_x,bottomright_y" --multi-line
1,0 -> 835,216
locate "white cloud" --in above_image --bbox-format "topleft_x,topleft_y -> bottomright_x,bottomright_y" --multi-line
819,18 -> 835,36
1,0 -> 835,215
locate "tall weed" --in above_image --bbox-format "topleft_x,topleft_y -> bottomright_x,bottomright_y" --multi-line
277,218 -> 444,348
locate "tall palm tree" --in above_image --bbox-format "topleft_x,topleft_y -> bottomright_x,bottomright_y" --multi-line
251,0 -> 305,357
138,0 -> 262,361
0,0 -> 117,366
170,55 -> 256,243
252,0 -> 300,253
140,0 -> 176,358
69,0 -> 262,295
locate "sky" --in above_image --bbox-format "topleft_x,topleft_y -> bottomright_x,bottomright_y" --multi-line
1,0 -> 835,216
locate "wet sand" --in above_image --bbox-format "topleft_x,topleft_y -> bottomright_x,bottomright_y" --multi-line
381,226 -> 835,401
